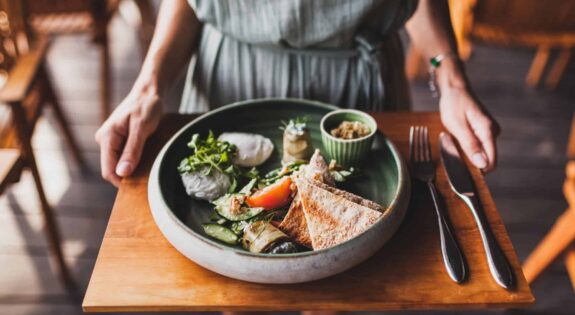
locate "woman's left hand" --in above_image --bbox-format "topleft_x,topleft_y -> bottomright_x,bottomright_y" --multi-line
439,85 -> 500,172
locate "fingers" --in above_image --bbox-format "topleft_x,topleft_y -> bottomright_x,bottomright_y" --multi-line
449,119 -> 489,170
95,125 -> 125,187
468,111 -> 500,172
440,86 -> 500,172
116,117 -> 146,177
94,82 -> 162,186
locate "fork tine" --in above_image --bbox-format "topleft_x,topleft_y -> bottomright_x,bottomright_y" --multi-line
424,126 -> 431,161
418,126 -> 425,162
414,126 -> 419,162
409,126 -> 415,162
416,126 -> 423,162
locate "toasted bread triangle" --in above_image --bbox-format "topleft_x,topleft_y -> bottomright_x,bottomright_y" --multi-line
296,177 -> 383,250
278,194 -> 313,248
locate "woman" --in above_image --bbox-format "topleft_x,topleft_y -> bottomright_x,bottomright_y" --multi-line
96,0 -> 499,186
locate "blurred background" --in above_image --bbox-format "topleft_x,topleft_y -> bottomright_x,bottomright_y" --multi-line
0,0 -> 573,314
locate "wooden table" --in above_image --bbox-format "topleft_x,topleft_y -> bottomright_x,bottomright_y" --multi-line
83,112 -> 534,312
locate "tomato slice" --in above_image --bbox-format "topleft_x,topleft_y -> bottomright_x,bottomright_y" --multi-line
246,177 -> 293,210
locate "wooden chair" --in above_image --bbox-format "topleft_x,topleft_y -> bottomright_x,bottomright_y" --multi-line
406,0 -> 575,90
0,0 -> 86,291
522,114 -> 575,289
23,0 -> 156,122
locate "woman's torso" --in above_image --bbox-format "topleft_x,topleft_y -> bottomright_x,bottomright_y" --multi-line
180,0 -> 417,113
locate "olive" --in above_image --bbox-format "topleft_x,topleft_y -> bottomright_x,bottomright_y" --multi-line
268,241 -> 298,254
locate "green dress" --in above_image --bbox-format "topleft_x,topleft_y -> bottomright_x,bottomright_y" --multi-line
180,0 -> 418,113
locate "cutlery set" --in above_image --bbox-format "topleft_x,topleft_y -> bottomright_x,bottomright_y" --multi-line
409,126 -> 514,289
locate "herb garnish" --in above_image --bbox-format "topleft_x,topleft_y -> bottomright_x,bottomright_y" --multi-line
280,116 -> 310,135
177,131 -> 235,175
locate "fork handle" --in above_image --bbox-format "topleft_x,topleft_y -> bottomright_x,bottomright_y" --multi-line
427,182 -> 467,283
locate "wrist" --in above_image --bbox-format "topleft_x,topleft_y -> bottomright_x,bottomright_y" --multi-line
130,73 -> 163,114
135,52 -> 170,99
435,58 -> 468,91
134,69 -> 162,98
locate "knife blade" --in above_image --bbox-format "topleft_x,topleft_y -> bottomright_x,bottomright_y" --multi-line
439,132 -> 514,289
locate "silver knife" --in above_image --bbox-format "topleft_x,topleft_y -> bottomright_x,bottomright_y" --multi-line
439,132 -> 514,289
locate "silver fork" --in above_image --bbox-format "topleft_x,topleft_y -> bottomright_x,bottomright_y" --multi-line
410,126 -> 467,283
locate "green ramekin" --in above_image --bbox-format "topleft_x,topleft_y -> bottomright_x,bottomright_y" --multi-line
320,109 -> 377,167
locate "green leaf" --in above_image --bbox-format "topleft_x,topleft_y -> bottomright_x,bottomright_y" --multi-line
228,177 -> 237,193
239,178 -> 257,194
209,211 -> 224,222
243,167 -> 259,179
332,171 -> 345,182
339,170 -> 352,177
230,221 -> 249,235
187,133 -> 199,149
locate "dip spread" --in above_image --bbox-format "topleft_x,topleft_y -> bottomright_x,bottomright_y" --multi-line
330,121 -> 371,140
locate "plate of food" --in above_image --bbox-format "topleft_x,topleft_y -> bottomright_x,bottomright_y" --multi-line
148,98 -> 410,283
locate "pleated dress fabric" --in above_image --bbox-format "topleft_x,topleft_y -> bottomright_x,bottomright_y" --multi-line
180,0 -> 418,113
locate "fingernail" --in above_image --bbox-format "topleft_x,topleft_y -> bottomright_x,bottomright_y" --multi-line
472,153 -> 487,169
116,161 -> 132,176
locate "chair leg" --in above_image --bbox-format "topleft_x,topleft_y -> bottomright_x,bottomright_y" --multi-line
565,178 -> 575,208
134,0 -> 155,58
10,103 -> 76,292
565,246 -> 575,290
90,0 -> 112,123
545,48 -> 572,90
40,66 -> 87,171
99,30 -> 111,123
522,209 -> 575,284
526,46 -> 551,87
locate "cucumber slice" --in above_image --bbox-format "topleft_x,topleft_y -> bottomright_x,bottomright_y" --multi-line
216,206 -> 265,221
202,224 -> 238,245
213,194 -> 265,221
230,220 -> 249,235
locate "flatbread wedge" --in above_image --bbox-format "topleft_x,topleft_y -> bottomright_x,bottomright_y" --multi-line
277,194 -> 312,248
278,150 -> 334,248
309,179 -> 386,213
296,177 -> 383,250
303,149 -> 335,186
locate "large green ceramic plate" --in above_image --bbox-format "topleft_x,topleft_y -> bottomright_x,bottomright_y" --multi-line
148,98 -> 410,283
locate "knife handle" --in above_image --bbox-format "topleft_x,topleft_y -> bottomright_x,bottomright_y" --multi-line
427,182 -> 467,283
463,194 -> 514,289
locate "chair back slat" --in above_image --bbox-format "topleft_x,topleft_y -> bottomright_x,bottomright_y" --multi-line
25,0 -> 91,15
474,0 -> 575,33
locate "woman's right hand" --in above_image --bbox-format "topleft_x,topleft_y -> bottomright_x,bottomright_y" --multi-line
93,0 -> 200,186
95,81 -> 162,186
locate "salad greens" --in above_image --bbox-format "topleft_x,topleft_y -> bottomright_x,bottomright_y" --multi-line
178,131 -> 259,193
181,128 -> 360,252
177,131 -> 235,175
203,179 -> 290,246
213,194 -> 265,221
258,161 -> 305,187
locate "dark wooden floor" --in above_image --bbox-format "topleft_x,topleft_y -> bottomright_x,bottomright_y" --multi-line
0,12 -> 573,315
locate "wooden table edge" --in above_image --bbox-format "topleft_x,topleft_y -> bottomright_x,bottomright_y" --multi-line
82,299 -> 535,313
